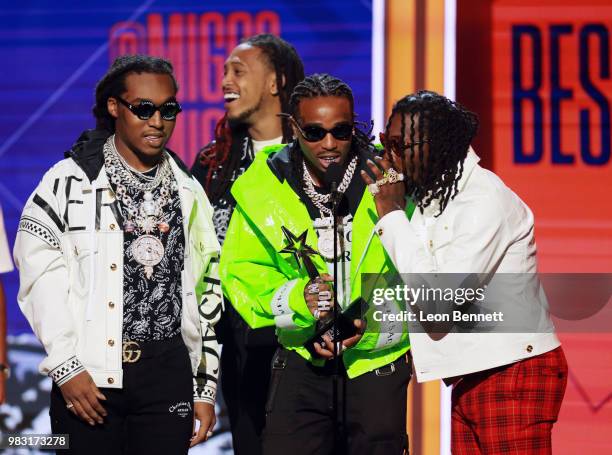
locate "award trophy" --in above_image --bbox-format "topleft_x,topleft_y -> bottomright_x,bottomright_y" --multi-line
279,226 -> 362,357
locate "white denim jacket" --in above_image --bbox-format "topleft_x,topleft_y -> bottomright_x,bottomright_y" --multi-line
13,131 -> 222,403
375,149 -> 560,382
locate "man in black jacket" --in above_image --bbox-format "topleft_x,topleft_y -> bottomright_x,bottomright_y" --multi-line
191,33 -> 304,455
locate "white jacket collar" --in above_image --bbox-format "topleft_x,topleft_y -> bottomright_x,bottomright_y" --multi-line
456,147 -> 480,192
420,147 -> 480,218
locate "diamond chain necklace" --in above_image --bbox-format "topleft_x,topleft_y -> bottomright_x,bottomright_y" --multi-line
301,155 -> 358,217
103,135 -> 177,278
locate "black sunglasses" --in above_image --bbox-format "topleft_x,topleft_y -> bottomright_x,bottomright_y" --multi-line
116,97 -> 182,121
279,113 -> 353,142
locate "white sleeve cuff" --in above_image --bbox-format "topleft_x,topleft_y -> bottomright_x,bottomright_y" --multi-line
270,279 -> 300,329
194,381 -> 216,404
374,210 -> 413,239
48,356 -> 85,386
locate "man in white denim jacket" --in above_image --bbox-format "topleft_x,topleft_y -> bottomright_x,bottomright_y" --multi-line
14,55 -> 222,454
362,91 -> 567,454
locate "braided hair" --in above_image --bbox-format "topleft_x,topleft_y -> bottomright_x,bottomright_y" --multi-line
93,55 -> 178,133
387,90 -> 478,215
200,34 -> 305,200
288,73 -> 374,179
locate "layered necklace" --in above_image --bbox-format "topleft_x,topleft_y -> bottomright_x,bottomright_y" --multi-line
301,155 -> 358,260
103,135 -> 176,279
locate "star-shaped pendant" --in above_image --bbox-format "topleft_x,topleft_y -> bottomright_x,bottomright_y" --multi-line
138,216 -> 157,234
279,226 -> 318,266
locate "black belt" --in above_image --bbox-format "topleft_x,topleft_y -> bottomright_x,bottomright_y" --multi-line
122,335 -> 184,363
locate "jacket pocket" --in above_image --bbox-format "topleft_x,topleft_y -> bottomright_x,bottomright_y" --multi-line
429,221 -> 454,255
265,348 -> 289,414
63,232 -> 94,302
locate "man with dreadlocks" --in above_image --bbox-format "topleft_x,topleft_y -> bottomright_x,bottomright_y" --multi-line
364,90 -> 567,454
220,73 -> 412,454
14,55 -> 222,453
191,34 -> 305,455
192,33 -> 304,242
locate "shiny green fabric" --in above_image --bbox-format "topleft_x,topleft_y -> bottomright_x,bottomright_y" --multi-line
220,145 -> 409,378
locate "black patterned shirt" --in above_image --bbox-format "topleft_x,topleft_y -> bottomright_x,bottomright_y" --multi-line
109,168 -> 185,342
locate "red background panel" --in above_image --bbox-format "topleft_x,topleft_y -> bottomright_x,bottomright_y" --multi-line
460,1 -> 612,452
492,0 -> 612,273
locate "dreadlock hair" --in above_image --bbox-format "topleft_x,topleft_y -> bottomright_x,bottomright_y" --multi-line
201,34 -> 305,201
93,55 -> 178,133
287,73 -> 374,180
387,90 -> 479,216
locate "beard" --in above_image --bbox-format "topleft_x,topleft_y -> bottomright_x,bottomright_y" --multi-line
229,94 -> 264,125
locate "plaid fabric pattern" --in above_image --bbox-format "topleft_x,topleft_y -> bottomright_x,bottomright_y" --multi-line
451,347 -> 568,454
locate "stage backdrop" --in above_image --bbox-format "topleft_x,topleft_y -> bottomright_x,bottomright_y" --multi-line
489,1 -> 612,453
0,1 -> 374,452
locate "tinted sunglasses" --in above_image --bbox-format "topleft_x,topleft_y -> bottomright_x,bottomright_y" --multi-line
279,113 -> 353,142
116,97 -> 182,121
380,132 -> 430,155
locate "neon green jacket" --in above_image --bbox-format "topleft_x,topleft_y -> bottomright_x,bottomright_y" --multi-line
219,145 -> 409,378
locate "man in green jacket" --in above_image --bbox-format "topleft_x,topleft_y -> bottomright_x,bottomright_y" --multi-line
220,74 -> 411,454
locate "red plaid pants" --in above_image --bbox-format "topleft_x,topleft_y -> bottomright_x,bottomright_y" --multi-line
451,346 -> 567,454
